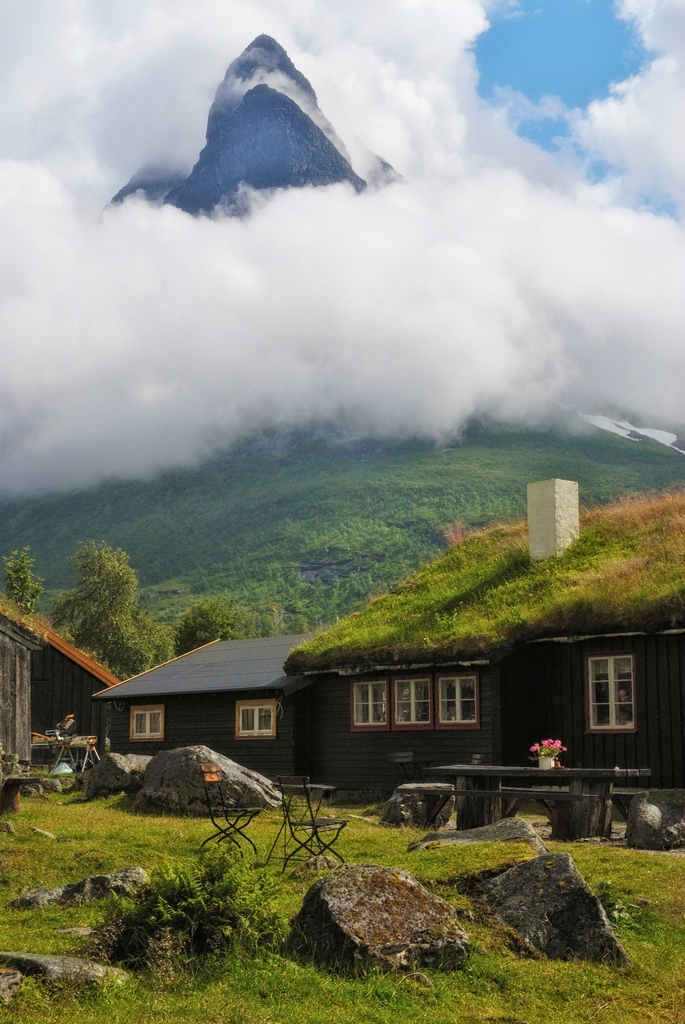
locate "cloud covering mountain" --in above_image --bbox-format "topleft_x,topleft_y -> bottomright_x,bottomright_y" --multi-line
0,0 -> 683,495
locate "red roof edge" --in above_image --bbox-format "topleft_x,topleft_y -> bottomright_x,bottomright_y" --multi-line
46,630 -> 120,689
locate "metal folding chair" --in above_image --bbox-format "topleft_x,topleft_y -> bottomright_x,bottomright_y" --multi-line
200,763 -> 262,855
388,751 -> 431,781
266,776 -> 347,872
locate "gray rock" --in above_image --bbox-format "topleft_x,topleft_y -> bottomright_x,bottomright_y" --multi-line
478,852 -> 630,965
291,855 -> 339,878
626,790 -> 685,850
380,784 -> 455,828
39,779 -> 62,793
0,952 -> 126,984
134,745 -> 280,816
408,817 -> 549,853
84,753 -> 152,800
57,927 -> 94,937
0,821 -> 15,834
291,863 -> 470,973
0,967 -> 23,1004
30,827 -> 56,839
20,783 -> 44,796
9,867 -> 148,909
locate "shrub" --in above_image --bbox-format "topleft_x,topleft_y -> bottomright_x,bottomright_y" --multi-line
95,848 -> 285,969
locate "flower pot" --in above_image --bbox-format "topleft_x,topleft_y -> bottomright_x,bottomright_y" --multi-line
538,756 -> 554,769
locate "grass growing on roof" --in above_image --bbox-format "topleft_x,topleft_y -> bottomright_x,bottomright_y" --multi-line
286,488 -> 685,671
2,792 -> 685,1023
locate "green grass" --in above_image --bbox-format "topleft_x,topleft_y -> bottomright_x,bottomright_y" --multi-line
2,424 -> 685,635
287,487 -> 685,671
2,792 -> 685,1023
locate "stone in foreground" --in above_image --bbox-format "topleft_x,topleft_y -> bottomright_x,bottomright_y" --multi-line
408,817 -> 549,853
291,863 -> 469,973
478,852 -> 629,965
380,783 -> 455,828
84,752 -> 152,799
626,790 -> 685,850
0,953 -> 126,984
9,867 -> 148,909
134,745 -> 280,815
0,967 -> 23,1004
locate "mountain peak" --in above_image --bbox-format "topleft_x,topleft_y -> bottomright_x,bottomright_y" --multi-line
110,35 -> 402,214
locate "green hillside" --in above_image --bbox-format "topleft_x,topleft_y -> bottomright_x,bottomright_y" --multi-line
287,487 -> 685,672
1,424 -> 685,633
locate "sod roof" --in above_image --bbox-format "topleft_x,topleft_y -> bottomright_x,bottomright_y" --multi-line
284,489 -> 685,674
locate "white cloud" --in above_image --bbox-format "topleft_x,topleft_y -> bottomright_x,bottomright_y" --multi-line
0,0 -> 682,494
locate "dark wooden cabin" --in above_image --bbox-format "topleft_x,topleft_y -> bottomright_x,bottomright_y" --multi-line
0,609 -> 118,762
95,635 -> 312,778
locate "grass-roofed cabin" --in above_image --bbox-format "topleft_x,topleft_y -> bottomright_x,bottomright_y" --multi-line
284,482 -> 685,791
94,635 -> 311,778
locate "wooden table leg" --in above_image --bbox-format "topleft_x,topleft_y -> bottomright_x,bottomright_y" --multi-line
0,783 -> 21,814
456,775 -> 503,831
567,780 -> 612,839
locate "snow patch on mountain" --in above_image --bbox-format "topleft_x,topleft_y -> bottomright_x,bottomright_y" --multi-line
578,413 -> 685,454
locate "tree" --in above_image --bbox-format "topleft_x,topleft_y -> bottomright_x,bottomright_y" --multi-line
3,546 -> 43,614
52,541 -> 174,679
175,595 -> 253,656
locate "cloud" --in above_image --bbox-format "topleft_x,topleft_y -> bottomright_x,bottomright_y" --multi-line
0,0 -> 682,495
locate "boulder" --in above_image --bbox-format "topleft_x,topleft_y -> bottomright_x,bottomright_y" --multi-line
0,952 -> 126,984
20,783 -> 44,797
9,867 -> 148,909
379,784 -> 455,828
39,779 -> 62,793
477,852 -> 629,965
0,821 -> 15,834
0,967 -> 23,1004
134,745 -> 280,816
291,863 -> 470,973
626,790 -> 685,850
84,753 -> 152,800
408,817 -> 549,853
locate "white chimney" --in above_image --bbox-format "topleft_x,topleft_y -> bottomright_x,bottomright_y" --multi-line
527,479 -> 579,561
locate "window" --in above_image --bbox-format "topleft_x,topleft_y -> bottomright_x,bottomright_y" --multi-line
235,699 -> 277,738
437,675 -> 479,728
130,705 -> 164,741
352,681 -> 388,729
587,655 -> 635,731
394,678 -> 431,727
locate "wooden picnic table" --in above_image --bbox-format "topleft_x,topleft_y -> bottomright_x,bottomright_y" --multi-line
428,764 -> 651,840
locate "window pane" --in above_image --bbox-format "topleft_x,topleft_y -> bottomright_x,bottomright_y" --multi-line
371,683 -> 386,724
614,657 -> 632,680
617,703 -> 634,726
593,680 -> 610,704
440,679 -> 457,722
134,713 -> 147,734
258,707 -> 272,732
592,703 -> 611,726
590,659 -> 609,682
460,700 -> 477,722
414,680 -> 430,722
459,678 -> 475,701
395,681 -> 412,722
241,707 -> 255,732
354,683 -> 370,724
148,712 -> 161,735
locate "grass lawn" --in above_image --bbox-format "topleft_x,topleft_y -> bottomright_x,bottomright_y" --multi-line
2,792 -> 685,1024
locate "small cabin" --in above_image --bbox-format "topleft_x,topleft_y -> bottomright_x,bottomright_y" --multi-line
94,635 -> 312,778
0,608 -> 118,762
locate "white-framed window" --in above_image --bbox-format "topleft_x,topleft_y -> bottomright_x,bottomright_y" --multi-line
394,678 -> 431,725
130,705 -> 164,741
353,681 -> 388,727
235,699 -> 277,738
587,655 -> 635,731
437,675 -> 478,725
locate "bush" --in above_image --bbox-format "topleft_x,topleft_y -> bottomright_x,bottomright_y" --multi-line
95,848 -> 285,969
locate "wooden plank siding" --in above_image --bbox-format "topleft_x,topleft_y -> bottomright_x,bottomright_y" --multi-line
31,645 -> 109,758
108,690 -> 297,779
305,672 -> 496,791
0,632 -> 32,760
499,635 -> 685,787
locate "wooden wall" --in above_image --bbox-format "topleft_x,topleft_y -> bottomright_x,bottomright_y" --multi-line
499,635 -> 685,788
0,631 -> 32,760
305,672 -> 496,791
108,689 -> 297,778
31,645 -> 108,757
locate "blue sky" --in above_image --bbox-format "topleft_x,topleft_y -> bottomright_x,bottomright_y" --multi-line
475,0 -> 649,148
